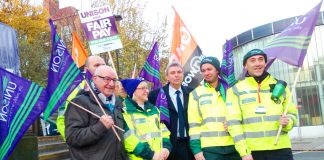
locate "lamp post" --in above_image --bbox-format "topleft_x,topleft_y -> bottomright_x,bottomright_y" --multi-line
114,15 -> 122,77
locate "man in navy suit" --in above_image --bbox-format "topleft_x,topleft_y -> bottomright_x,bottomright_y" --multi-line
148,61 -> 194,160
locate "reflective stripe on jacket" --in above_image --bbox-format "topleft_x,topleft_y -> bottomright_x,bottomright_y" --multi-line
226,75 -> 297,157
188,82 -> 234,155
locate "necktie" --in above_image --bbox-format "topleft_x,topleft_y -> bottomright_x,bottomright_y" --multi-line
175,90 -> 185,138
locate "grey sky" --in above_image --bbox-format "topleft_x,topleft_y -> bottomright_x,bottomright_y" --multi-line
57,0 -> 323,59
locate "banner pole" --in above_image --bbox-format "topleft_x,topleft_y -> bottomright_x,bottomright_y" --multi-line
84,80 -> 121,141
107,51 -> 119,79
67,100 -> 124,132
131,63 -> 136,78
274,67 -> 301,145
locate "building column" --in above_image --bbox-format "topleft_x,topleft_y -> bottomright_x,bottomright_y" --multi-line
315,64 -> 324,124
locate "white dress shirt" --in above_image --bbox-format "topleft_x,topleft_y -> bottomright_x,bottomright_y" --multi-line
168,85 -> 187,137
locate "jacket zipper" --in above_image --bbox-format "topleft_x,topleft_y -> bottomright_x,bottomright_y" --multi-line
258,83 -> 261,103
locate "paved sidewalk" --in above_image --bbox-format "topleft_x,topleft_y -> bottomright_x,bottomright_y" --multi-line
292,137 -> 324,151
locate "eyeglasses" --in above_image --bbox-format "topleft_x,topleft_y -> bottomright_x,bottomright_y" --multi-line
136,86 -> 150,90
96,75 -> 118,83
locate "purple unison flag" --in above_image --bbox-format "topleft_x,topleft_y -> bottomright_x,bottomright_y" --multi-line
0,67 -> 47,160
155,88 -> 170,125
43,19 -> 84,120
264,1 -> 322,68
84,70 -> 93,82
139,42 -> 162,90
0,23 -> 21,75
220,40 -> 235,89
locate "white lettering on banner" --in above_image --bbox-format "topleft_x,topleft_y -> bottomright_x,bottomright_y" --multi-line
182,55 -> 203,86
86,19 -> 112,31
292,17 -> 307,26
281,17 -> 307,34
172,26 -> 191,59
1,82 -> 17,122
80,7 -> 110,18
153,54 -> 159,62
86,19 -> 113,39
160,92 -> 166,100
180,27 -> 191,44
74,47 -> 79,67
92,28 -> 112,39
51,39 -> 66,73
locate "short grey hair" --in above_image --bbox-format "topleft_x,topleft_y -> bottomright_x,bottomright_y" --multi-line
94,65 -> 116,76
165,61 -> 183,75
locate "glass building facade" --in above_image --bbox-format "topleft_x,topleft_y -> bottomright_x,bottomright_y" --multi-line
229,12 -> 324,127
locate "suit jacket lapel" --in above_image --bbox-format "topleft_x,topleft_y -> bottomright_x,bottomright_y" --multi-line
182,86 -> 189,112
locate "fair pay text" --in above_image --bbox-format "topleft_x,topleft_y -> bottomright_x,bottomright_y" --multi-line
86,18 -> 112,39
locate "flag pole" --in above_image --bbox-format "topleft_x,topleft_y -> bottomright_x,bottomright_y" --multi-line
68,100 -> 101,118
131,63 -> 137,78
274,67 -> 301,145
85,80 -> 107,114
107,51 -> 119,79
84,80 -> 122,141
67,100 -> 124,132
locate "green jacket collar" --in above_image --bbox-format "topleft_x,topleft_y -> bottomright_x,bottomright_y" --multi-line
203,80 -> 226,102
124,97 -> 156,113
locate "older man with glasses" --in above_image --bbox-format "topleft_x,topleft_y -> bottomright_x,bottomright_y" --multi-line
56,55 -> 106,140
65,65 -> 126,160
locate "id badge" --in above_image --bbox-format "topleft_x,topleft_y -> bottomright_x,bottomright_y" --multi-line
255,106 -> 266,114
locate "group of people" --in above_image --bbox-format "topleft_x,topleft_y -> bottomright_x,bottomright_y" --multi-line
60,48 -> 297,160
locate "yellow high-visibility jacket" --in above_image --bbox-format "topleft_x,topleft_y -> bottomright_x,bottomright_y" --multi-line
188,82 -> 235,155
123,97 -> 171,160
226,75 -> 297,157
